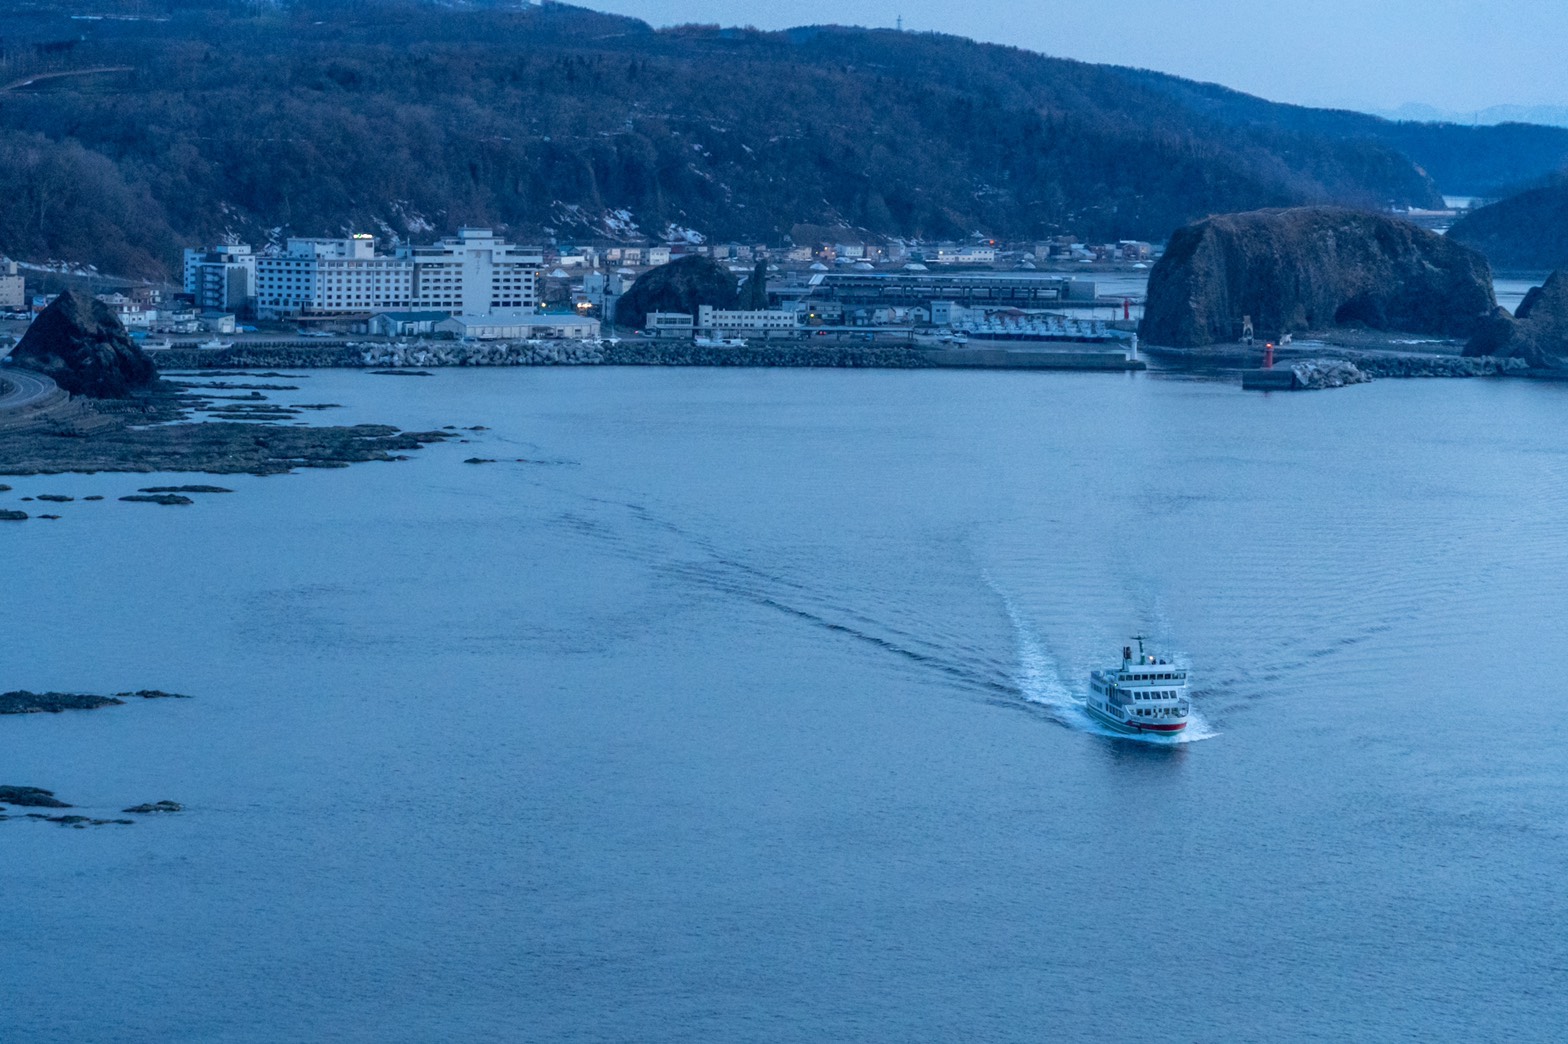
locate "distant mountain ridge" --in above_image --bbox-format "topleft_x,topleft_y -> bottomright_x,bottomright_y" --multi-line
0,0 -> 1565,278
1377,103 -> 1568,130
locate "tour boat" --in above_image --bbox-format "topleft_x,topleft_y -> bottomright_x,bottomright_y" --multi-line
1085,637 -> 1191,735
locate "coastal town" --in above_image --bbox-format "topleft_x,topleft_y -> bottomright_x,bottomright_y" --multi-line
8,1 -> 1568,1041
0,228 -> 1159,351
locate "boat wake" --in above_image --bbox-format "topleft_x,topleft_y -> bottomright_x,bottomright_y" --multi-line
546,487 -> 1219,745
995,584 -> 1220,745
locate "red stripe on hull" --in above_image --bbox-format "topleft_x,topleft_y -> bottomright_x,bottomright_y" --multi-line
1131,722 -> 1186,733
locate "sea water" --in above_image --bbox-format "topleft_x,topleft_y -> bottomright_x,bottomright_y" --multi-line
3,366 -> 1567,1041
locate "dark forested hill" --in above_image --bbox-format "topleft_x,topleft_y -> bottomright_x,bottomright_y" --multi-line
0,0 -> 1562,279
1449,181 -> 1568,272
1110,69 -> 1568,199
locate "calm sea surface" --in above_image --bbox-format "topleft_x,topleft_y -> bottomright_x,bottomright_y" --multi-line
4,366 -> 1568,1041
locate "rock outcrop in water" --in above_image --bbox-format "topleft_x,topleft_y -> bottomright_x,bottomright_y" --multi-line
1140,207 -> 1497,348
1464,270 -> 1568,368
614,256 -> 738,330
0,689 -> 191,714
0,785 -> 70,807
0,691 -> 124,714
9,289 -> 157,397
124,801 -> 183,814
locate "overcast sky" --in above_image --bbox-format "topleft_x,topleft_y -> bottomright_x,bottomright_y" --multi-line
582,0 -> 1566,114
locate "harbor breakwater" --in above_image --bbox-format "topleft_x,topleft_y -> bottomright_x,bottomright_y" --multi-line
1144,345 -> 1533,379
158,340 -> 935,371
155,339 -> 1535,380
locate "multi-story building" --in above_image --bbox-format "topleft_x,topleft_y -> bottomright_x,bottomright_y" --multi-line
0,260 -> 24,311
183,243 -> 256,315
252,235 -> 409,319
246,229 -> 542,320
402,228 -> 542,314
696,305 -> 803,337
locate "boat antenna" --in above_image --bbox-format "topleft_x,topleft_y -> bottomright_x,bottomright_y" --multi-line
1132,634 -> 1147,660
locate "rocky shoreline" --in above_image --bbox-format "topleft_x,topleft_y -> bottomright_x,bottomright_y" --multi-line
0,381 -> 453,477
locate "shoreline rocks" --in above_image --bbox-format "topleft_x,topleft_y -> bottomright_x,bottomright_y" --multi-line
0,386 -> 455,477
1464,269 -> 1568,368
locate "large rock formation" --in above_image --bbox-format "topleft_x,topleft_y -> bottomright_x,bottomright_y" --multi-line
1450,184 -> 1568,272
1140,208 -> 1497,348
1464,269 -> 1568,367
614,256 -> 738,330
10,289 -> 156,397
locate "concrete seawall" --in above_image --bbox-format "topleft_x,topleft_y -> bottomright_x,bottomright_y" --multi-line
160,341 -> 935,371
157,340 -> 1143,372
919,347 -> 1143,370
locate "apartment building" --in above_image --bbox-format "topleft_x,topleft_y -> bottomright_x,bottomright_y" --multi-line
183,243 -> 257,315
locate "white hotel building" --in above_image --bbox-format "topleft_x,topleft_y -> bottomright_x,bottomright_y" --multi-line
252,235 -> 413,318
196,229 -> 543,320
403,228 -> 541,313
